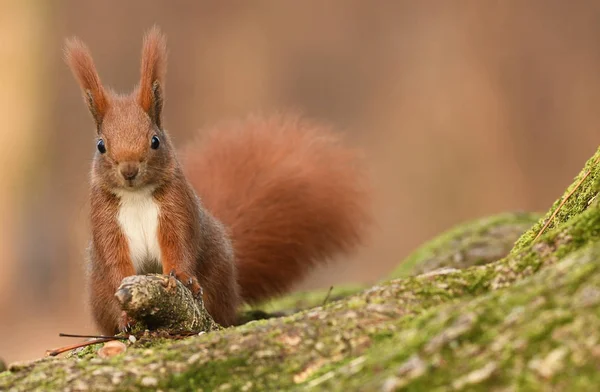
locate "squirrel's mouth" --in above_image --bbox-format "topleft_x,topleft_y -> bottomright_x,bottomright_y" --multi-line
118,177 -> 142,189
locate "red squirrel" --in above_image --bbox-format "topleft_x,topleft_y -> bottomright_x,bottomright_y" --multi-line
64,27 -> 371,335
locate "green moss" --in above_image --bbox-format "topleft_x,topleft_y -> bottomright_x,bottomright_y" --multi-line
313,242 -> 600,391
388,212 -> 540,280
65,341 -> 107,360
163,357 -> 249,391
250,284 -> 365,314
513,148 -> 600,254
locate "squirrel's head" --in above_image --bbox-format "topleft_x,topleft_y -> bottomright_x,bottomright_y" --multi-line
64,26 -> 176,191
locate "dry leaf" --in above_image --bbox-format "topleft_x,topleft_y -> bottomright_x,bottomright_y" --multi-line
97,341 -> 127,359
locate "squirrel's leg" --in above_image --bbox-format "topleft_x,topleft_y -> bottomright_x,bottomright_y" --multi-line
158,222 -> 202,298
88,249 -> 136,334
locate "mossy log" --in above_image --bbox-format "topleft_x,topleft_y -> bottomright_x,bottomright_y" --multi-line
116,274 -> 221,333
2,148 -> 600,391
387,211 -> 541,279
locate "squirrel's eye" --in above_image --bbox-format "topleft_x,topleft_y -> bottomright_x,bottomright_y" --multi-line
97,139 -> 106,154
151,135 -> 160,150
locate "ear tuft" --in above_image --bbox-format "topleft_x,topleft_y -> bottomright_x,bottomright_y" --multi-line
64,37 -> 109,126
138,25 -> 167,127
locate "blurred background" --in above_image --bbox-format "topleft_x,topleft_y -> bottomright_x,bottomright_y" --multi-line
1,0 -> 599,363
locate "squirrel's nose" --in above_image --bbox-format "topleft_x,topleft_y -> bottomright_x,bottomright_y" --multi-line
119,162 -> 139,181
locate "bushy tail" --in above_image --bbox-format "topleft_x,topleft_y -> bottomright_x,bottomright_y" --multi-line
181,113 -> 372,304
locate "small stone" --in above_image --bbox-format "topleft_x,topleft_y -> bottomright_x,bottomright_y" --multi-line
141,376 -> 158,387
128,335 -> 137,343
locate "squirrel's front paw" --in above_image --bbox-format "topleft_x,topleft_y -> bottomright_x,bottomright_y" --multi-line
168,270 -> 203,300
186,276 -> 204,301
118,310 -> 136,334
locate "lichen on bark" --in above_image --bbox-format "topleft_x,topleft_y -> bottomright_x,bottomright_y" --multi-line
2,147 -> 600,391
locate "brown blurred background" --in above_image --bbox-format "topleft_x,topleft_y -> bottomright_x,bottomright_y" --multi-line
1,0 -> 599,363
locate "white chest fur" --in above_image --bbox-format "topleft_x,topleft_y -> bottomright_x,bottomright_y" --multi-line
114,187 -> 162,274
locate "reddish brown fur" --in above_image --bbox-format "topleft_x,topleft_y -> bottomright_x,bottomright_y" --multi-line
154,172 -> 239,326
65,27 -> 371,334
137,26 -> 167,115
181,114 -> 371,303
87,188 -> 135,333
64,38 -> 110,125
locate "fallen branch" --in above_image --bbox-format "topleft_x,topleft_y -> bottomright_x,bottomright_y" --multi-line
115,274 -> 221,333
58,333 -> 127,340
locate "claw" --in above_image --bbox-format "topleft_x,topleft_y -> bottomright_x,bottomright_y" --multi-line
193,285 -> 204,301
169,269 -> 176,278
119,311 -> 136,334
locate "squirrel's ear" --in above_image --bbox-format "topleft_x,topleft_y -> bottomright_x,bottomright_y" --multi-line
138,26 -> 167,129
64,37 -> 109,128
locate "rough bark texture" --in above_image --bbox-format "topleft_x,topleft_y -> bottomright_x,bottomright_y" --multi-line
2,148 -> 600,391
116,274 -> 221,333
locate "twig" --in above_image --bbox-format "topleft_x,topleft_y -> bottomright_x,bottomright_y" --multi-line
322,286 -> 334,306
59,332 -> 127,340
533,157 -> 598,243
45,338 -> 114,357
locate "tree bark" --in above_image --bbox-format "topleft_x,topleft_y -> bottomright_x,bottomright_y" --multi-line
115,274 -> 221,333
